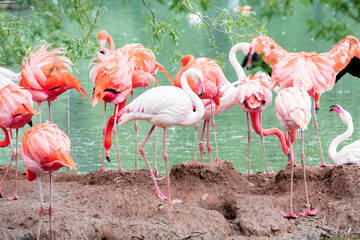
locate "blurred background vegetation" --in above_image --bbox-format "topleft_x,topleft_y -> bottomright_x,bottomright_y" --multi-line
1,0 -> 359,68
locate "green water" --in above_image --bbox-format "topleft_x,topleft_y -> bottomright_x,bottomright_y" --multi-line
1,1 -> 359,175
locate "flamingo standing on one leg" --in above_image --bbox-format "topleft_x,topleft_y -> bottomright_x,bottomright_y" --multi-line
104,68 -> 205,202
174,55 -> 226,164
275,86 -> 317,218
328,104 -> 360,166
0,84 -> 38,200
90,49 -> 133,172
230,42 -> 290,174
20,44 -> 88,124
20,122 -> 77,240
244,35 -> 360,167
97,30 -> 173,173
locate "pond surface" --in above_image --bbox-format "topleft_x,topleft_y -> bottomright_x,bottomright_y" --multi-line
1,1 -> 359,175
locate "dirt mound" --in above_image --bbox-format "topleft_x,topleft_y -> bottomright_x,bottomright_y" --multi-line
0,161 -> 360,239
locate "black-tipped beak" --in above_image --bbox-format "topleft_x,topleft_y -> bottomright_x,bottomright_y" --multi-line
106,156 -> 111,162
329,105 -> 337,112
198,92 -> 204,98
28,121 -> 33,127
100,50 -> 105,54
315,107 -> 320,114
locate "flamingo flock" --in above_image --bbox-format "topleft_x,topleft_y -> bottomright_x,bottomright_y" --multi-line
0,31 -> 359,238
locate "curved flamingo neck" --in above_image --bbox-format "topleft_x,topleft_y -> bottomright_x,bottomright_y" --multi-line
250,112 -> 289,155
328,114 -> 354,164
106,33 -> 115,51
181,55 -> 195,68
229,43 -> 248,81
180,70 -> 204,125
0,127 -> 10,147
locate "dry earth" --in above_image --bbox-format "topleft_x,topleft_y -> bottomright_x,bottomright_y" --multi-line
0,161 -> 360,239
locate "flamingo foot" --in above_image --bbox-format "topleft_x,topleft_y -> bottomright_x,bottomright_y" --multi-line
97,167 -> 106,172
266,170 -> 275,174
211,158 -> 221,164
280,210 -> 298,219
156,189 -> 167,201
188,160 -> 198,165
118,168 -> 129,173
153,168 -> 159,176
286,163 -> 301,169
318,162 -> 332,168
299,208 -> 317,217
7,194 -> 18,201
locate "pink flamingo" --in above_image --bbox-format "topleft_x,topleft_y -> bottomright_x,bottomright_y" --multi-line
275,86 -> 317,218
174,55 -> 226,164
328,104 -> 360,166
21,122 -> 77,240
0,67 -> 20,88
90,48 -> 133,172
104,68 -> 205,202
96,30 -> 173,172
230,42 -> 290,174
0,84 -> 38,200
245,35 -> 360,167
20,44 -> 87,123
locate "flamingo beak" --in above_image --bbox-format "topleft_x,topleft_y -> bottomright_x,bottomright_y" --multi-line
197,81 -> 205,98
329,104 -> 341,114
106,156 -> 111,162
27,120 -> 33,127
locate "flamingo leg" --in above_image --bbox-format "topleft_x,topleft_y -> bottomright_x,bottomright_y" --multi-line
206,119 -> 212,163
8,129 -> 19,200
162,127 -> 171,202
153,127 -> 158,175
48,101 -> 52,123
112,104 -> 125,172
36,175 -> 44,240
99,103 -> 107,171
190,122 -> 199,165
132,91 -> 138,170
199,120 -> 207,163
313,96 -> 330,167
49,173 -> 54,240
38,102 -> 41,124
259,113 -> 270,174
138,125 -> 166,200
0,129 -> 15,198
299,130 -> 317,217
67,91 -> 70,136
211,101 -> 220,163
246,113 -> 251,176
281,130 -> 298,219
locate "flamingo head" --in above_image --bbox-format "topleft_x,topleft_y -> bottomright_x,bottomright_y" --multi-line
180,55 -> 195,68
330,104 -> 352,125
98,30 -> 109,54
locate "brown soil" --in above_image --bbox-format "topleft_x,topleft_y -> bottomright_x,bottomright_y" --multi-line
0,161 -> 360,239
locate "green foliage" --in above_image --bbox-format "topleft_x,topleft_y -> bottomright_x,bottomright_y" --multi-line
0,0 -> 105,68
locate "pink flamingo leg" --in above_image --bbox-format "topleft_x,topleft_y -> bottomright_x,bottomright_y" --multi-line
162,128 -> 171,202
199,120 -> 207,163
48,101 -> 52,123
281,130 -> 298,219
132,91 -> 139,169
189,122 -> 199,165
38,102 -> 41,124
8,129 -> 19,200
153,127 -> 158,175
138,125 -> 166,200
206,119 -> 212,163
36,175 -> 44,240
0,129 -> 15,198
246,113 -> 251,176
49,173 -> 54,240
259,113 -> 271,174
313,96 -> 331,167
299,131 -> 318,217
211,101 -> 220,163
99,103 -> 107,171
112,104 -> 125,172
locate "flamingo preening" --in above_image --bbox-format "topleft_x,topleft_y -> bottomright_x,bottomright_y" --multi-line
21,122 -> 78,240
328,104 -> 360,166
275,87 -> 317,218
104,68 -> 205,202
244,35 -> 360,167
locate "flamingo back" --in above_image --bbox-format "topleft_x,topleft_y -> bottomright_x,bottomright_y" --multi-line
275,87 -> 311,131
21,123 -> 77,180
0,67 -> 20,89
